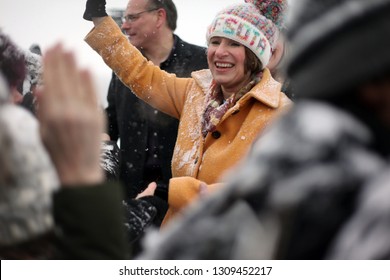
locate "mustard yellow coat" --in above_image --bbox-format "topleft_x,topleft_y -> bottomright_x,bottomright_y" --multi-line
85,17 -> 292,225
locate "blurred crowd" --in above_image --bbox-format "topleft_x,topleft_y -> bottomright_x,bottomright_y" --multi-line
1,0 -> 390,260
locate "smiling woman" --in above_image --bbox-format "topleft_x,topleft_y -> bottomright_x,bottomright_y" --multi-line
207,37 -> 251,100
0,0 -> 242,107
83,0 -> 292,230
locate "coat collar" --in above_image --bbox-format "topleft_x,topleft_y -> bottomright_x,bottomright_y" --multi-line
192,68 -> 282,108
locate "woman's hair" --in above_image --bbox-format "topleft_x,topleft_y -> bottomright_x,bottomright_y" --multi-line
245,48 -> 263,74
0,31 -> 26,89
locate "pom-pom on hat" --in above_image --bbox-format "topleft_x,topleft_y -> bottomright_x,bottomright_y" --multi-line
245,0 -> 288,31
206,0 -> 287,68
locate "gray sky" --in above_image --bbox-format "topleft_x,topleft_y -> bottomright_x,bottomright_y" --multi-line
0,0 -> 242,106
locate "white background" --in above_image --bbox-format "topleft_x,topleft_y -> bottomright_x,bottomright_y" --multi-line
0,0 -> 242,107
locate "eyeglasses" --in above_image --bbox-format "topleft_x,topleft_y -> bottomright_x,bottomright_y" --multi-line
121,8 -> 158,23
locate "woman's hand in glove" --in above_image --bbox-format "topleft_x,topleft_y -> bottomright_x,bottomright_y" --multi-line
83,0 -> 107,21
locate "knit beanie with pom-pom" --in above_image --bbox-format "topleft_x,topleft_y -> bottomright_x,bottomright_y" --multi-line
206,0 -> 288,68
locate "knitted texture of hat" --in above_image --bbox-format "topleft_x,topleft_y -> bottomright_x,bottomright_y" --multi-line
206,2 -> 278,68
286,0 -> 390,99
0,105 -> 59,246
245,0 -> 288,30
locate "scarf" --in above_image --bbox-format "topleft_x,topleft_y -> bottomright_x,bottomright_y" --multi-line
201,74 -> 261,137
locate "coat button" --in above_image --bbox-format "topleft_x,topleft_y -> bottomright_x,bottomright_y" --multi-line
211,131 -> 221,139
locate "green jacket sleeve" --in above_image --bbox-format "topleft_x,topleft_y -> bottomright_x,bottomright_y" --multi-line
53,181 -> 130,259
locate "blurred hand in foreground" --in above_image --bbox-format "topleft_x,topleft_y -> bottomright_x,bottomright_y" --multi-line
37,44 -> 105,186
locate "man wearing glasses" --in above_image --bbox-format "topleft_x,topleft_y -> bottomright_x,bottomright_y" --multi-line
104,0 -> 208,242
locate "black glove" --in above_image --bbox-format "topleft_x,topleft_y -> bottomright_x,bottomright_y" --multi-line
122,199 -> 157,244
139,195 -> 168,227
122,195 -> 168,241
154,182 -> 169,201
83,0 -> 108,21
122,196 -> 168,257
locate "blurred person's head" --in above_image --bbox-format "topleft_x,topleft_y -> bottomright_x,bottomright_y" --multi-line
0,30 -> 26,104
121,0 -> 177,50
0,73 -> 59,259
286,0 -> 390,102
286,0 -> 390,153
205,0 -> 285,94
